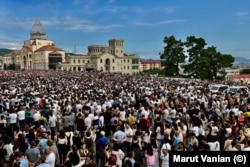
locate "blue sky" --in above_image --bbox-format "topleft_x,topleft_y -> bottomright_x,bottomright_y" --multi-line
0,0 -> 250,59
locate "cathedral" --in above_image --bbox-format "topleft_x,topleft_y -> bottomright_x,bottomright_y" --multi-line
2,19 -> 140,74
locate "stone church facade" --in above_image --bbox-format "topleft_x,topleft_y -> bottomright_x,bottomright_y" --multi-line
2,19 -> 140,74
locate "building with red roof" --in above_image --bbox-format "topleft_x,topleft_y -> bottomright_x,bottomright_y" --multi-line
2,19 -> 65,70
139,59 -> 163,71
2,19 -> 140,74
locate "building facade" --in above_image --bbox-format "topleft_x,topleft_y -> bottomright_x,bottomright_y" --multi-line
2,19 -> 65,70
2,19 -> 140,74
139,59 -> 163,71
57,39 -> 140,74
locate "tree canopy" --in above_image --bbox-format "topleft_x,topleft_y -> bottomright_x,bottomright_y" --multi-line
160,35 -> 235,80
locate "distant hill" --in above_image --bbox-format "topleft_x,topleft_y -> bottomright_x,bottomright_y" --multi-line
234,57 -> 250,63
233,57 -> 250,67
0,48 -> 13,56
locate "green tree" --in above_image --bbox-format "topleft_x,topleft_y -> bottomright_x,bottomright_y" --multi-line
198,46 -> 234,80
184,36 -> 207,78
160,35 -> 234,80
8,64 -> 16,70
4,63 -> 7,70
160,35 -> 186,76
240,69 -> 250,74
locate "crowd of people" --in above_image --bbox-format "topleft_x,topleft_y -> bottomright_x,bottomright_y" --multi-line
0,70 -> 250,167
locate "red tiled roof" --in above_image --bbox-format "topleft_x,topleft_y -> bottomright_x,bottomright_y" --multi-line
233,74 -> 250,79
35,45 -> 64,52
23,46 -> 32,52
11,50 -> 21,55
3,50 -> 21,57
140,60 -> 161,64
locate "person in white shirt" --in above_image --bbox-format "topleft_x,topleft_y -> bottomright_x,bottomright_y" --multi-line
118,108 -> 126,122
160,147 -> 169,167
48,111 -> 57,132
84,114 -> 92,131
202,136 -> 220,151
124,122 -> 134,154
228,140 -> 240,151
17,106 -> 25,130
99,113 -> 104,129
75,101 -> 83,113
188,133 -> 199,150
45,146 -> 56,167
33,111 -> 41,127
242,140 -> 250,151
3,138 -> 14,163
8,110 -> 17,131
0,115 -> 7,128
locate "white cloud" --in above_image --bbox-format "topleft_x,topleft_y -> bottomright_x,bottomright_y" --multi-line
235,12 -> 248,16
43,15 -> 123,32
135,19 -> 186,26
0,36 -> 23,49
108,0 -> 116,3
97,5 -> 127,13
68,23 -> 123,32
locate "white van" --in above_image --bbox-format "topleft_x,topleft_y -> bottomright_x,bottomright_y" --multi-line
209,84 -> 229,94
227,86 -> 249,95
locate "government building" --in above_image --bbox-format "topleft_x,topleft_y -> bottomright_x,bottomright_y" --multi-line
2,19 -> 140,74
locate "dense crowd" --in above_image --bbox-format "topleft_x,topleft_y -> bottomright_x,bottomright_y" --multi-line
0,70 -> 250,167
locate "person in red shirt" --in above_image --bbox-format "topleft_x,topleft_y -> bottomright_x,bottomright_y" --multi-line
139,114 -> 149,132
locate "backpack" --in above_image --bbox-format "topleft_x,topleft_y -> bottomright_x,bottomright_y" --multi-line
69,151 -> 80,166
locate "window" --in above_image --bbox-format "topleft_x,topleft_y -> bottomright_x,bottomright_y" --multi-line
132,59 -> 139,64
78,60 -> 80,63
100,59 -> 103,63
113,59 -> 115,63
82,60 -> 85,63
132,66 -> 138,70
73,60 -> 76,64
113,66 -> 115,70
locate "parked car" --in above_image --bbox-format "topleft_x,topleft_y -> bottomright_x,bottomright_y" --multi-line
209,84 -> 229,94
227,86 -> 249,96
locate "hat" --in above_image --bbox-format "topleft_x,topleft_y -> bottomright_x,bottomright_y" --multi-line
239,111 -> 243,114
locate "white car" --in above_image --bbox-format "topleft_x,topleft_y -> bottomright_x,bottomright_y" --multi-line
209,84 -> 229,94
